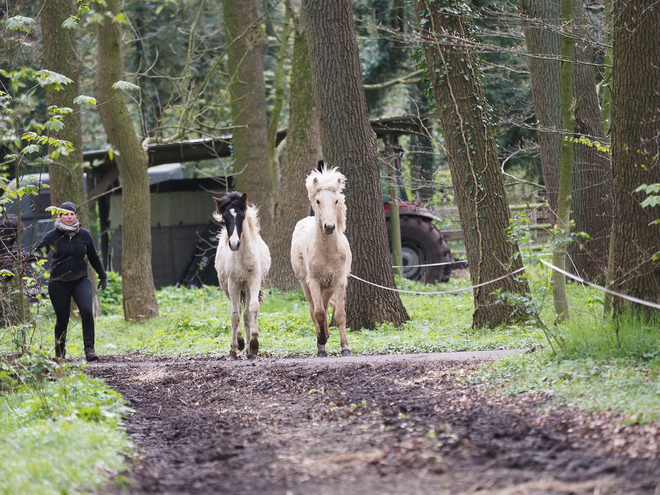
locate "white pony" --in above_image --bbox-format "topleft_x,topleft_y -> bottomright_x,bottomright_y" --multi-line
213,192 -> 271,359
291,166 -> 352,357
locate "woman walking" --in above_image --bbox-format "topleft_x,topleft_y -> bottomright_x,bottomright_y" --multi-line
36,202 -> 107,361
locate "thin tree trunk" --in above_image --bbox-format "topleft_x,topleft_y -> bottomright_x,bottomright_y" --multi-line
266,4 -> 292,194
224,0 -> 274,242
95,0 -> 159,321
269,10 -> 320,291
41,0 -> 101,315
302,0 -> 409,330
610,0 -> 660,317
551,0 -> 575,322
413,0 -> 531,329
518,0 -> 561,219
566,0 -> 612,285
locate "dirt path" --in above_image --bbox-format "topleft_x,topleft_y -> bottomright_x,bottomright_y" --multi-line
88,352 -> 660,495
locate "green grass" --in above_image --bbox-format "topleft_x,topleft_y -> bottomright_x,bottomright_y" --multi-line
72,273 -> 545,357
482,311 -> 660,424
0,355 -> 133,494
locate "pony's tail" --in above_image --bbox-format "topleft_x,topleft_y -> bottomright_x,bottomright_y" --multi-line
239,290 -> 265,307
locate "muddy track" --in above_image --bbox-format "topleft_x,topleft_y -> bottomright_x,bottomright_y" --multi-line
88,353 -> 660,494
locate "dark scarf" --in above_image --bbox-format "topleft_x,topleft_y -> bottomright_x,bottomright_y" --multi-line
55,218 -> 81,237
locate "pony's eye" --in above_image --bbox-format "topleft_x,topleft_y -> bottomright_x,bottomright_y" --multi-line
335,200 -> 338,204
316,200 -> 320,205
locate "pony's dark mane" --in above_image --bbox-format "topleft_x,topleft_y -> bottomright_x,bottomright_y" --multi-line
214,192 -> 247,218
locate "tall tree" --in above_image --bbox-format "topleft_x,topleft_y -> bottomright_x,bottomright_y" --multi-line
610,0 -> 660,316
224,0 -> 274,242
518,0 -> 561,218
413,0 -> 532,328
302,0 -> 409,330
269,6 -> 320,291
41,0 -> 102,314
95,0 -> 159,321
566,0 -> 612,284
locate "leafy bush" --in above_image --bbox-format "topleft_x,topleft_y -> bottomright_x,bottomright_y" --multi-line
99,271 -> 123,316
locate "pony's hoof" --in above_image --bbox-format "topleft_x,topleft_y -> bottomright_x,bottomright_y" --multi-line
229,351 -> 238,360
249,338 -> 259,355
247,352 -> 257,360
317,350 -> 327,358
341,349 -> 351,357
237,337 -> 245,351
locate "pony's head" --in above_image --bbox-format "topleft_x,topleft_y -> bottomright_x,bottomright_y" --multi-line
213,192 -> 248,251
306,166 -> 347,235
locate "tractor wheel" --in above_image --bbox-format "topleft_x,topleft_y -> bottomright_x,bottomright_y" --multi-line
387,215 -> 452,283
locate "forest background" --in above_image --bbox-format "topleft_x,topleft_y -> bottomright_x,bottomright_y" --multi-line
1,0 -> 660,491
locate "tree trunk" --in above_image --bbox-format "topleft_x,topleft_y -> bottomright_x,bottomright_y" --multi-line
95,0 -> 159,321
518,0 -> 561,219
610,0 -> 660,317
269,12 -> 320,292
302,0 -> 409,330
41,0 -> 101,315
550,0 -> 575,322
266,4 -> 292,194
224,0 -> 274,242
566,0 -> 612,285
413,0 -> 531,329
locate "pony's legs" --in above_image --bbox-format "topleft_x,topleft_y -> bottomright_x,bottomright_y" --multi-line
307,279 -> 329,357
245,282 -> 261,359
301,282 -> 320,334
334,283 -> 351,356
228,280 -> 243,359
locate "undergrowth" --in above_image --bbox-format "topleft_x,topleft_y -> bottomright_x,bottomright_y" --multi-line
483,312 -> 660,424
0,354 -> 133,494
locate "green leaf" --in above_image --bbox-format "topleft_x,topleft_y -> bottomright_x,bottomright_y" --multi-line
34,70 -> 73,90
640,196 -> 660,208
48,106 -> 73,115
21,144 -> 40,155
44,119 -> 66,132
112,80 -> 140,92
73,95 -> 97,106
62,16 -> 79,29
5,16 -> 36,32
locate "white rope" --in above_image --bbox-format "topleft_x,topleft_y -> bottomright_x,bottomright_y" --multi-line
392,260 -> 463,268
539,260 -> 660,310
349,266 -> 526,295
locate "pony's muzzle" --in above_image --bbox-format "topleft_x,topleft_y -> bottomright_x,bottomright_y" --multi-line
229,241 -> 241,251
323,224 -> 336,235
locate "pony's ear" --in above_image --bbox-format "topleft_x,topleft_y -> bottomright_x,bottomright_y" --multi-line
241,193 -> 248,203
213,197 -> 224,215
313,177 -> 319,186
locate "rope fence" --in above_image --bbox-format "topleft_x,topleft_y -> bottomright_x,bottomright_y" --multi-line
351,259 -> 660,312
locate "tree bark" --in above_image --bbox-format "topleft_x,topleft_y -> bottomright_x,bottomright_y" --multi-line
41,0 -> 101,315
413,0 -> 531,329
518,0 -> 561,219
567,0 -> 612,285
95,0 -> 159,321
224,0 -> 274,242
610,0 -> 660,317
269,14 -> 320,292
551,0 -> 575,322
302,0 -> 409,330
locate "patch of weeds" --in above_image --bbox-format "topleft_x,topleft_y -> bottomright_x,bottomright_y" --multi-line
0,353 -> 133,494
480,309 -> 660,424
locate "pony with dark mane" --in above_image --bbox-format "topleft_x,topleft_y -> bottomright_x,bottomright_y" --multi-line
213,192 -> 271,359
291,166 -> 352,357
